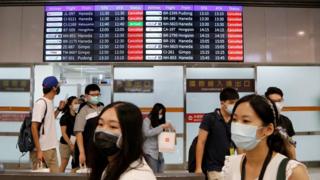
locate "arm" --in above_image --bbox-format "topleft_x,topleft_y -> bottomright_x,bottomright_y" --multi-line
54,100 -> 66,119
288,164 -> 309,180
195,129 -> 208,173
76,132 -> 85,165
142,118 -> 163,137
73,107 -> 88,165
31,122 -> 43,161
61,126 -> 74,151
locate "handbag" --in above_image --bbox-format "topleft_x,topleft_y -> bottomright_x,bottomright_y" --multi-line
158,130 -> 176,153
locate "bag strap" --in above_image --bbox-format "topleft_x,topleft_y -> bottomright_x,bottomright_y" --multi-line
37,98 -> 47,135
276,158 -> 289,180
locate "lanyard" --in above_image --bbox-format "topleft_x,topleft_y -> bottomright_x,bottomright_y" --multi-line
241,150 -> 273,180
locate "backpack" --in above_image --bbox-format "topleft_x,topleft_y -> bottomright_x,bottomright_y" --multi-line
187,112 -> 219,173
188,136 -> 198,172
17,98 -> 47,153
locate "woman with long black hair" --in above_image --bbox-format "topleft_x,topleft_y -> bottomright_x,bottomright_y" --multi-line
89,102 -> 156,180
222,94 -> 309,180
142,103 -> 174,173
59,96 -> 79,172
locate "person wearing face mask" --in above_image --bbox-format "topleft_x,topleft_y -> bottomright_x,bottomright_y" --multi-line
59,96 -> 79,172
222,94 -> 309,180
195,87 -> 239,180
89,102 -> 156,180
31,76 -> 65,173
73,84 -> 104,169
142,103 -> 174,173
265,87 -> 295,138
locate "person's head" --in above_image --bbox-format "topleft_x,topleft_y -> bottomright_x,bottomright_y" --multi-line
91,101 -> 144,180
220,87 -> 239,115
265,87 -> 284,112
85,84 -> 101,105
79,94 -> 86,104
149,103 -> 166,128
42,76 -> 60,95
231,94 -> 290,157
63,96 -> 79,114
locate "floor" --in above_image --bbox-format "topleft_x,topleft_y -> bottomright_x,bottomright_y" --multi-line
308,168 -> 320,180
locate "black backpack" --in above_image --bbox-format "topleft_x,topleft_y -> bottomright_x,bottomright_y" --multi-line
17,98 -> 47,154
188,136 -> 198,172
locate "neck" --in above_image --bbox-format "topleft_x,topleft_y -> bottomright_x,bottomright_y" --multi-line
43,92 -> 54,100
245,140 -> 270,166
70,110 -> 76,116
220,108 -> 231,123
107,154 -> 118,164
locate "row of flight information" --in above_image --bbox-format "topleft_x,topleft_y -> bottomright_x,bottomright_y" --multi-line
44,4 -> 243,62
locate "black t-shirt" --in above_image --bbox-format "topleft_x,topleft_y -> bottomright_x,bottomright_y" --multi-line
59,112 -> 76,144
199,109 -> 231,172
278,114 -> 296,137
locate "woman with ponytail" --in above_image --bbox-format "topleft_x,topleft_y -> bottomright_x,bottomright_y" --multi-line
222,94 -> 309,180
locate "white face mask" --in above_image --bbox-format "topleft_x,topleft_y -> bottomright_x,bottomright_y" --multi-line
231,122 -> 265,151
275,102 -> 284,112
72,104 -> 80,112
226,104 -> 235,115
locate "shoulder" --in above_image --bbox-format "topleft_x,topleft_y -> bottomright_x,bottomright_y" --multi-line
286,159 -> 309,180
222,154 -> 244,177
120,158 -> 156,180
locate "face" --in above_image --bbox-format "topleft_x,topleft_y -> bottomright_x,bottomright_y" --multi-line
268,93 -> 283,103
86,90 -> 101,99
97,108 -> 121,135
232,102 -> 274,138
221,99 -> 237,113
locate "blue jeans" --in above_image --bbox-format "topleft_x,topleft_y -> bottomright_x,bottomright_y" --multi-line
145,154 -> 164,173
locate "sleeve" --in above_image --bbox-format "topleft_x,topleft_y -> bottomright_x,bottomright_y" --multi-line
31,100 -> 46,123
73,107 -> 88,133
286,160 -> 306,179
142,118 -> 163,137
286,118 -> 296,137
59,114 -> 68,126
199,113 -> 212,132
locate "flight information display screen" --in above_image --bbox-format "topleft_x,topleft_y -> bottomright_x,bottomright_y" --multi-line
44,4 -> 243,62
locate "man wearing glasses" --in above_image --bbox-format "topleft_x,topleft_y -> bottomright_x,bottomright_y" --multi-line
74,84 -> 104,169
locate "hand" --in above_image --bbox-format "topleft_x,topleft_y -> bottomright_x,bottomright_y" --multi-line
161,122 -> 172,129
69,144 -> 75,154
36,150 -> 44,162
79,152 -> 86,166
195,168 -> 203,174
58,100 -> 66,111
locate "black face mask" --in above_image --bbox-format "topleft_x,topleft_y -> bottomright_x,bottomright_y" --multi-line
55,86 -> 60,95
94,128 -> 121,156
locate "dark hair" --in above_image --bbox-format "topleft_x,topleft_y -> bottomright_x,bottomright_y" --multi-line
220,87 -> 239,101
62,96 -> 77,114
42,87 -> 52,94
265,87 -> 283,98
89,101 -> 144,180
149,103 -> 166,128
85,84 -> 100,94
232,94 -> 292,158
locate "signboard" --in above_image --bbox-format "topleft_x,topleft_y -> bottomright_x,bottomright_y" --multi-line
0,79 -> 30,92
114,79 -> 153,93
44,4 -> 243,62
187,79 -> 254,92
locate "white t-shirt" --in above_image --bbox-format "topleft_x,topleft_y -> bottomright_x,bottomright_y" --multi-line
101,157 -> 156,180
222,153 -> 306,180
31,97 -> 57,151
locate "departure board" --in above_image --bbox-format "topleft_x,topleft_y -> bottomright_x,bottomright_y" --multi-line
44,5 -> 243,62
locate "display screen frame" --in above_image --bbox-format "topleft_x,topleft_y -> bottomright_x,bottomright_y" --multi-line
43,3 -> 244,63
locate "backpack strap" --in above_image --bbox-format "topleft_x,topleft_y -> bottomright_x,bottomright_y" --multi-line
37,98 -> 48,135
276,158 -> 289,180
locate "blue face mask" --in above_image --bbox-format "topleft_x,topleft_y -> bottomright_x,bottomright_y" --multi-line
231,122 -> 265,151
88,96 -> 100,105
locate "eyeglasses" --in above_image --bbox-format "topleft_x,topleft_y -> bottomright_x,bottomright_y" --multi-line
89,93 -> 101,96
